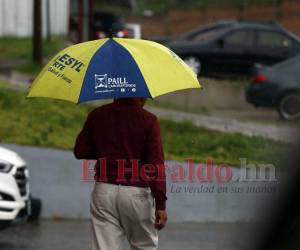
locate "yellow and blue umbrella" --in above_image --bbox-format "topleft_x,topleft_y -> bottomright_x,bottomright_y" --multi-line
27,38 -> 201,103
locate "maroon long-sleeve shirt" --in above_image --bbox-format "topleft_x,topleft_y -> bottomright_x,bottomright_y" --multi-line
74,99 -> 167,210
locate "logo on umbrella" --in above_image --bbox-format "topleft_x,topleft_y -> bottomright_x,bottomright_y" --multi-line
95,74 -> 108,89
94,73 -> 137,94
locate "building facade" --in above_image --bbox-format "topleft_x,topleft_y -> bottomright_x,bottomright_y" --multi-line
0,0 -> 69,37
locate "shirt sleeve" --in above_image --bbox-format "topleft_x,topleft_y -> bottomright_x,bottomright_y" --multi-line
146,117 -> 167,210
73,113 -> 97,159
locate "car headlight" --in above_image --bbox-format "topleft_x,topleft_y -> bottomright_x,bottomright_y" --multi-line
0,161 -> 13,173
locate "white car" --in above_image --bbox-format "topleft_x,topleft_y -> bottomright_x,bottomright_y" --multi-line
0,146 -> 30,229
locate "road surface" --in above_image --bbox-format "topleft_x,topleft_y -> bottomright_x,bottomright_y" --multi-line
0,220 -> 260,250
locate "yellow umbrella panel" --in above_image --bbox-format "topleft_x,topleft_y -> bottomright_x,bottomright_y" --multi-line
28,38 -> 201,103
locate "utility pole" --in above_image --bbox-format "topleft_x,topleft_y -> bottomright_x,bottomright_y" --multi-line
89,0 -> 96,40
46,0 -> 51,41
78,0 -> 84,43
33,0 -> 43,64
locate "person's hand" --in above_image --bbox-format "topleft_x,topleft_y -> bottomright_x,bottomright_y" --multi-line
155,210 -> 167,230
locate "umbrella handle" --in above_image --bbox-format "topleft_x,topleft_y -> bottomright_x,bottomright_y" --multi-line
108,29 -> 113,39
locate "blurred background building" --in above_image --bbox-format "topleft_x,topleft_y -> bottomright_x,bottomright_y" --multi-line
0,0 -> 69,37
0,0 -> 299,40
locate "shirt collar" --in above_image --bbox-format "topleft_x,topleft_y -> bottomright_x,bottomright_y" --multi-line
113,98 -> 141,107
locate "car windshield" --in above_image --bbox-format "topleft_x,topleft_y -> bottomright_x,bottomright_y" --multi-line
180,22 -> 233,38
191,28 -> 230,43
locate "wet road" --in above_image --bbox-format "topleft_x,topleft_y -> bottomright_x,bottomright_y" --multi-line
0,220 -> 260,250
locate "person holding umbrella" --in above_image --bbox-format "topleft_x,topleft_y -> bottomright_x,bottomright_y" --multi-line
74,97 -> 167,249
27,37 -> 200,249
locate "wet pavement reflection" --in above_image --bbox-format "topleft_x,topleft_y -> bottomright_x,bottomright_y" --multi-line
0,220 -> 259,250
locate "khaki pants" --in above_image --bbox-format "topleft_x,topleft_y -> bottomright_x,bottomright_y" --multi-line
90,182 -> 158,250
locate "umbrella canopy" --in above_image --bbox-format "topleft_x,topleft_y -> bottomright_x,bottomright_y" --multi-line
27,38 -> 201,103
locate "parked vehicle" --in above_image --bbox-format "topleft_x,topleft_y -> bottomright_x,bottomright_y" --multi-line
91,12 -> 129,39
246,55 -> 300,120
151,19 -> 242,45
0,147 -> 41,230
167,21 -> 300,76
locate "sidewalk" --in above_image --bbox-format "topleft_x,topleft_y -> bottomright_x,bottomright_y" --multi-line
3,143 -> 279,222
0,69 -> 33,85
0,59 -> 29,74
148,106 -> 300,143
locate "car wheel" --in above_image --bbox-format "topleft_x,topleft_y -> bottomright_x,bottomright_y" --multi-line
183,56 -> 201,75
278,93 -> 300,120
28,197 -> 42,221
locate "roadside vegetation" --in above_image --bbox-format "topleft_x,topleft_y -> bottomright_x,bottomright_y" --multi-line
0,81 -> 287,166
0,37 -> 65,60
96,0 -> 278,15
0,37 -> 66,75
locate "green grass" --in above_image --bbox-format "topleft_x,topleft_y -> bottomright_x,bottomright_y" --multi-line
0,37 -> 65,60
15,63 -> 46,76
96,0 -> 281,15
0,84 -> 92,150
0,37 -> 66,75
161,119 -> 286,165
132,0 -> 281,14
0,81 -> 287,165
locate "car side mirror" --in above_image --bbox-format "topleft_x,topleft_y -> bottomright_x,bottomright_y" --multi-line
217,39 -> 225,48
